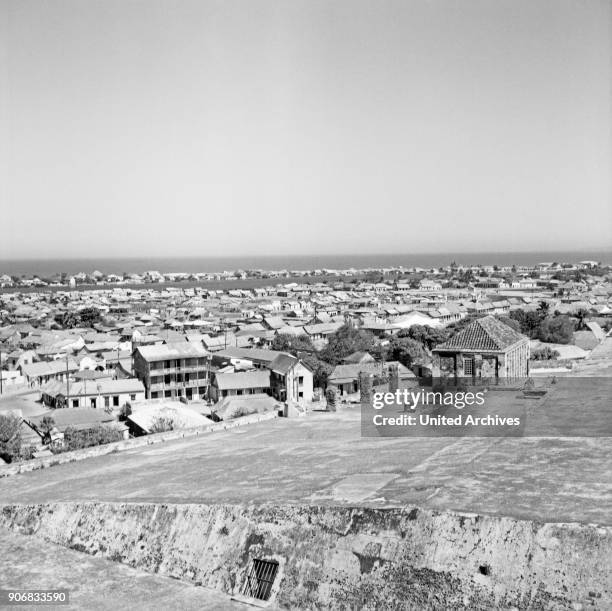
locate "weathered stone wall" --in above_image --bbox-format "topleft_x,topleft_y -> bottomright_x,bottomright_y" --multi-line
1,502 -> 610,609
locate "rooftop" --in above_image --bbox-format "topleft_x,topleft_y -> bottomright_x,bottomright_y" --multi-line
136,342 -> 210,362
435,315 -> 527,352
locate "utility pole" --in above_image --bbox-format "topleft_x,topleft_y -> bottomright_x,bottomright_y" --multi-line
0,346 -> 3,395
205,354 -> 211,403
65,353 -> 70,409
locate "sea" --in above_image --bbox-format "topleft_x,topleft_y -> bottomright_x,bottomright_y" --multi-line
0,251 -> 611,277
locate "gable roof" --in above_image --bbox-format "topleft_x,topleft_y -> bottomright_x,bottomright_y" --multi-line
215,347 -> 283,364
21,359 -> 79,378
342,351 -> 375,364
434,315 -> 527,353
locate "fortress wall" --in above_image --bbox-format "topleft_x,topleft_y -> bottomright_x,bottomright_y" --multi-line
1,502 -> 610,609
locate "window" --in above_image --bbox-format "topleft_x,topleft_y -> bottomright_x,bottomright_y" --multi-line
113,395 -> 119,406
72,399 -> 79,407
463,358 -> 474,376
104,396 -> 110,408
130,394 -> 136,401
298,376 -> 304,385
241,559 -> 279,602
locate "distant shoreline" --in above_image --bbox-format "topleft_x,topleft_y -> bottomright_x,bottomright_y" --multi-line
1,250 -> 610,277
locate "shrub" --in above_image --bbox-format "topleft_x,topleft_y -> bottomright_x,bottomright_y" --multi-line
537,316 -> 575,345
60,424 -> 124,452
0,414 -> 23,463
531,347 -> 560,361
149,417 -> 174,434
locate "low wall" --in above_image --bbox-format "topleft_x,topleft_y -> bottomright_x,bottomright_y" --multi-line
0,412 -> 278,478
1,502 -> 610,609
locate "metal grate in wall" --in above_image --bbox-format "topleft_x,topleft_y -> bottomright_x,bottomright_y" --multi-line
241,558 -> 279,601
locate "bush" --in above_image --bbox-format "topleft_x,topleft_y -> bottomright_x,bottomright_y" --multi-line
0,414 -> 23,463
149,417 -> 174,434
531,347 -> 560,361
60,424 -> 124,452
319,324 -> 377,365
537,316 -> 575,345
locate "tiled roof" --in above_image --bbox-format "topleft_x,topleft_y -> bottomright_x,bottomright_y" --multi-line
434,316 -> 527,352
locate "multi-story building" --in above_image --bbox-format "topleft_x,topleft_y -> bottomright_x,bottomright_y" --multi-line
133,342 -> 211,400
213,347 -> 314,404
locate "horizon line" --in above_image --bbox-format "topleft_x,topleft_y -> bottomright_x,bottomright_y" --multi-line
1,247 -> 611,263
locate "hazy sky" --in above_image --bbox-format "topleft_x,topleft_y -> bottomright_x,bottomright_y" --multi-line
1,0 -> 610,259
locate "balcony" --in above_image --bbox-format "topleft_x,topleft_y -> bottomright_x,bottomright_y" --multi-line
150,379 -> 208,392
149,365 -> 208,376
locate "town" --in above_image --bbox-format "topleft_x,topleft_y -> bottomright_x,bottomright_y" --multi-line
1,257 -> 610,462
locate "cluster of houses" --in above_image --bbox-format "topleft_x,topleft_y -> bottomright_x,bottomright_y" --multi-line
0,261 -> 610,413
0,259 -> 605,289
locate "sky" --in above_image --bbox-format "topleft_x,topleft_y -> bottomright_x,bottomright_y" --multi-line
1,0 -> 610,259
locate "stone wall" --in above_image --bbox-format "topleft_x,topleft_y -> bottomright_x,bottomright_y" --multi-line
1,501 -> 609,609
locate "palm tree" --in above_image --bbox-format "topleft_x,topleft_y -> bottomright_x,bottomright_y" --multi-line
575,308 -> 589,330
537,301 -> 550,318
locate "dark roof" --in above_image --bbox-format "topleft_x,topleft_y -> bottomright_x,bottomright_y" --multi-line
269,353 -> 298,374
434,316 -> 527,352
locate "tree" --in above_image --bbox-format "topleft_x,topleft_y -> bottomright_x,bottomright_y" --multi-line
319,324 -> 377,366
54,311 -> 79,329
537,301 -> 550,319
39,415 -> 55,435
401,325 -> 450,351
574,308 -> 589,331
537,315 -> 575,345
79,307 -> 102,328
509,310 -> 542,338
301,354 -> 333,389
387,337 -> 427,367
270,334 -> 315,355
